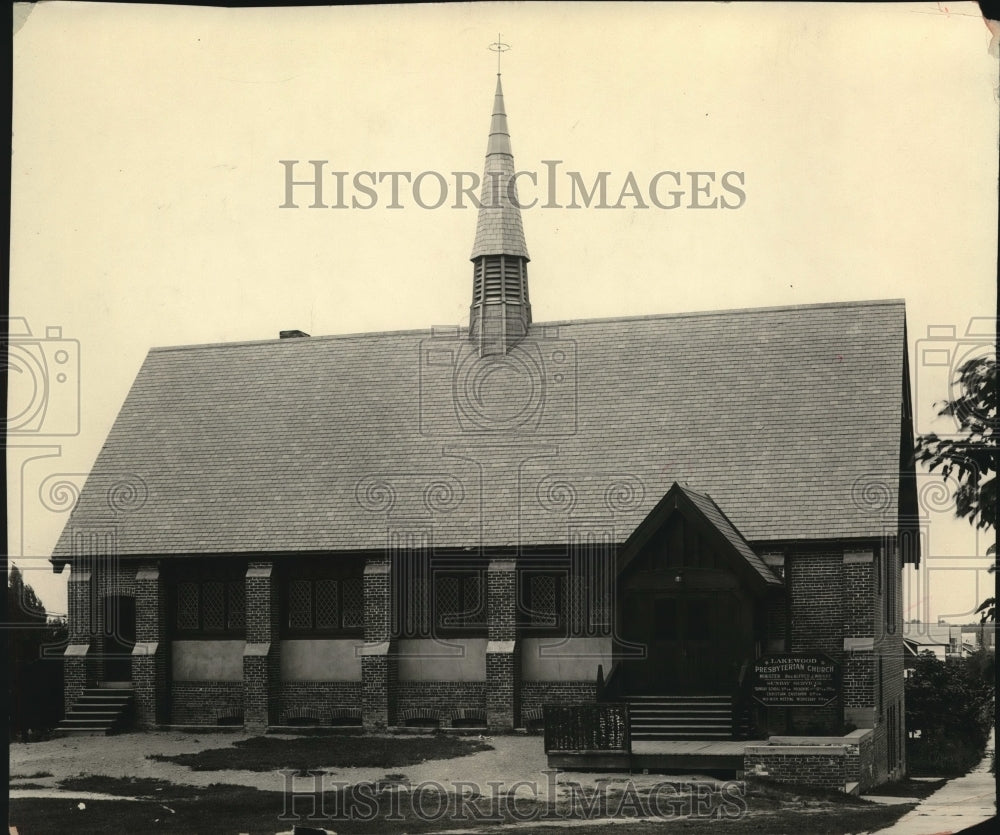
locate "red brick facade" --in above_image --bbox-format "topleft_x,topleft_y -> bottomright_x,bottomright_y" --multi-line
62,519 -> 909,796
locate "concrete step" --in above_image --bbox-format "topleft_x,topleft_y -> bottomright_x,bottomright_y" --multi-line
56,688 -> 134,736
629,697 -> 730,703
632,732 -> 734,740
627,695 -> 735,741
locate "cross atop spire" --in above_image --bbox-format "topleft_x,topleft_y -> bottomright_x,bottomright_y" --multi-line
488,34 -> 510,74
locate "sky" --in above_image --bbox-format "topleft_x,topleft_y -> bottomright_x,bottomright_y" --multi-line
8,1 -> 998,622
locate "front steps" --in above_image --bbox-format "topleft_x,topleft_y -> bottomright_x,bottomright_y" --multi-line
628,694 -> 733,741
57,687 -> 134,735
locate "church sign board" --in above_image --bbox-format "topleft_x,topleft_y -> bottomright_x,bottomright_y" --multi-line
752,654 -> 838,707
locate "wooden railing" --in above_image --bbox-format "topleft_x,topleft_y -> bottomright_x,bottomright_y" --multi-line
543,702 -> 631,753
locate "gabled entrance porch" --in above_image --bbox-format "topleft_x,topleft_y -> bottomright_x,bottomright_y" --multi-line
543,483 -> 784,769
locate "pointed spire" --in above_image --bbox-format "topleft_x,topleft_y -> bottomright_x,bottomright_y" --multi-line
469,72 -> 531,355
486,74 -> 513,158
471,74 -> 529,260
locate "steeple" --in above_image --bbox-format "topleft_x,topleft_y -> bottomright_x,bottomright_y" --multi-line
469,73 -> 531,356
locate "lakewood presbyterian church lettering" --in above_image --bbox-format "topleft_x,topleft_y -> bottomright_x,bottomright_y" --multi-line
752,655 -> 839,708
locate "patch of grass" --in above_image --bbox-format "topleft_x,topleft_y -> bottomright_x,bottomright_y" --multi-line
524,803 -> 916,834
11,770 -> 52,779
11,777 -> 919,835
12,787 -> 288,835
147,732 -> 493,772
59,776 -> 206,799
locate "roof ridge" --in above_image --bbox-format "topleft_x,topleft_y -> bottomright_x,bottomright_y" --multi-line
148,297 -> 906,354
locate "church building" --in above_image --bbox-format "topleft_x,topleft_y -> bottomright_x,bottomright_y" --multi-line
52,71 -> 917,792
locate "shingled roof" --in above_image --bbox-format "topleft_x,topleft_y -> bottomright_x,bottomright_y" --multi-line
619,482 -> 783,590
51,298 -> 912,566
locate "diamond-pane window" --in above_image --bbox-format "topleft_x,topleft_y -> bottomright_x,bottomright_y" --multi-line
530,574 -> 558,627
342,578 -> 364,629
227,580 -> 245,631
436,575 -> 460,626
202,581 -> 225,631
463,573 -> 483,623
177,582 -> 199,631
288,579 -> 313,631
315,579 -> 339,630
411,577 -> 430,635
590,584 -> 611,632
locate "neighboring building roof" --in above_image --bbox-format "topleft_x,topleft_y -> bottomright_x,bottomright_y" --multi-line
902,622 -> 970,648
52,298 -> 910,565
903,633 -> 951,648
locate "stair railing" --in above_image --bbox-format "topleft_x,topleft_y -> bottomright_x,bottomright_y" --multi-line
732,659 -> 756,739
597,661 -> 625,703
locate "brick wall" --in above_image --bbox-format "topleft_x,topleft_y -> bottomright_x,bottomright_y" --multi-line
244,561 -> 280,731
133,562 -> 168,727
764,595 -> 787,651
521,681 -> 597,720
64,567 -> 96,714
788,549 -> 843,657
362,559 -> 396,728
787,548 -> 843,733
843,548 -> 876,732
744,747 -> 847,792
857,726 -> 876,791
278,682 -> 363,724
171,681 -> 244,725
396,681 -> 486,725
486,560 -> 519,730
878,541 -> 906,780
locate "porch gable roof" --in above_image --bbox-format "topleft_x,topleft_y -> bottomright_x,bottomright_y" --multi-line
618,482 -> 783,593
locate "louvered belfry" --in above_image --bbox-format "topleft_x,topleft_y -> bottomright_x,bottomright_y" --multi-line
469,74 -> 531,356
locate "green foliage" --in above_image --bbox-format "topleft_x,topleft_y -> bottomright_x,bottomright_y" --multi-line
8,566 -> 68,741
914,355 -> 997,622
906,650 -> 994,775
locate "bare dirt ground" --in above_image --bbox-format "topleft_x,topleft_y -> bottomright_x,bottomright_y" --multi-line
10,731 -> 709,799
9,732 -> 921,834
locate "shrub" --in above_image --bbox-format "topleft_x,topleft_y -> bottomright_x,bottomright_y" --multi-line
906,650 -> 995,776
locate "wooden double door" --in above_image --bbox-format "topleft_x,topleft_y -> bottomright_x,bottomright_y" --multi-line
622,590 -> 746,694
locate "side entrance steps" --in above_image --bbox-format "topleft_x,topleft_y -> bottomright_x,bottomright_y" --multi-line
56,687 -> 135,736
628,694 -> 733,741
